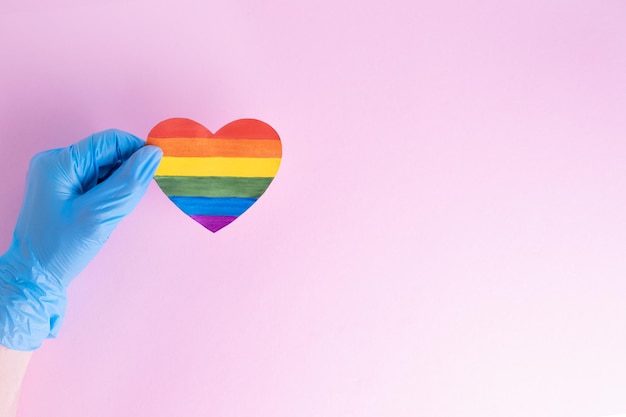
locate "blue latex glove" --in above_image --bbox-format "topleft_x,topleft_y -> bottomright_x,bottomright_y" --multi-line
0,129 -> 162,351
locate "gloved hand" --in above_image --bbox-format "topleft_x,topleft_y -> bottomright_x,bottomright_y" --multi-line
0,129 -> 162,351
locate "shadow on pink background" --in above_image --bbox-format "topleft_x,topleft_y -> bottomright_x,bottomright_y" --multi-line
1,1 -> 626,416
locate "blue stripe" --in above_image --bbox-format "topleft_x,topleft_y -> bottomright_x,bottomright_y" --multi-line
169,196 -> 257,217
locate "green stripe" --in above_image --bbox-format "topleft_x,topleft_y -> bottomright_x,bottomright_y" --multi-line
155,176 -> 275,198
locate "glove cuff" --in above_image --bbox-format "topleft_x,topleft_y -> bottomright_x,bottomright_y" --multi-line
0,244 -> 67,351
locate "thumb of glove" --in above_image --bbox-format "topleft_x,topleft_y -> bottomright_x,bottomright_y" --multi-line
76,145 -> 163,239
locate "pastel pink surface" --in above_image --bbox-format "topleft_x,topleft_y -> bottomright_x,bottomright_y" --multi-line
1,1 -> 626,417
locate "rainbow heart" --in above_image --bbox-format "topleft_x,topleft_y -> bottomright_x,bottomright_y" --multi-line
146,118 -> 282,232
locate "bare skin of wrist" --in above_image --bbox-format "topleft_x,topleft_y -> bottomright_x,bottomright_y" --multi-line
0,345 -> 33,417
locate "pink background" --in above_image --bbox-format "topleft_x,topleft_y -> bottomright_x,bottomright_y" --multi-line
1,0 -> 626,416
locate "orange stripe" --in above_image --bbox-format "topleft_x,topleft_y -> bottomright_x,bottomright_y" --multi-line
147,137 -> 282,158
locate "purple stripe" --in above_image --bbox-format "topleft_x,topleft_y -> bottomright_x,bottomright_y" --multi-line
190,215 -> 238,232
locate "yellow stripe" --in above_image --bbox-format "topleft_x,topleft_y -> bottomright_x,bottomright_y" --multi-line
156,157 -> 281,177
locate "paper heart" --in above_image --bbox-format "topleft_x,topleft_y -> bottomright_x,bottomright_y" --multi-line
147,118 -> 282,232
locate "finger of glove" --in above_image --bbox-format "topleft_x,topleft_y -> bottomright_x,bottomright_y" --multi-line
67,129 -> 146,193
76,145 -> 162,235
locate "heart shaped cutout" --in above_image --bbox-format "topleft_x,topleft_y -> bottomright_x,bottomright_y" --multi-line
147,118 -> 282,232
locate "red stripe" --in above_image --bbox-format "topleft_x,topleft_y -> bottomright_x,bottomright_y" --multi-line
148,118 -> 280,140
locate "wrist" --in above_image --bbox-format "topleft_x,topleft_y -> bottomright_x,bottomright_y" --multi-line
0,244 -> 67,351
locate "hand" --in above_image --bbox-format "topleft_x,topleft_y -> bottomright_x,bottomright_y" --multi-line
0,129 -> 162,350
